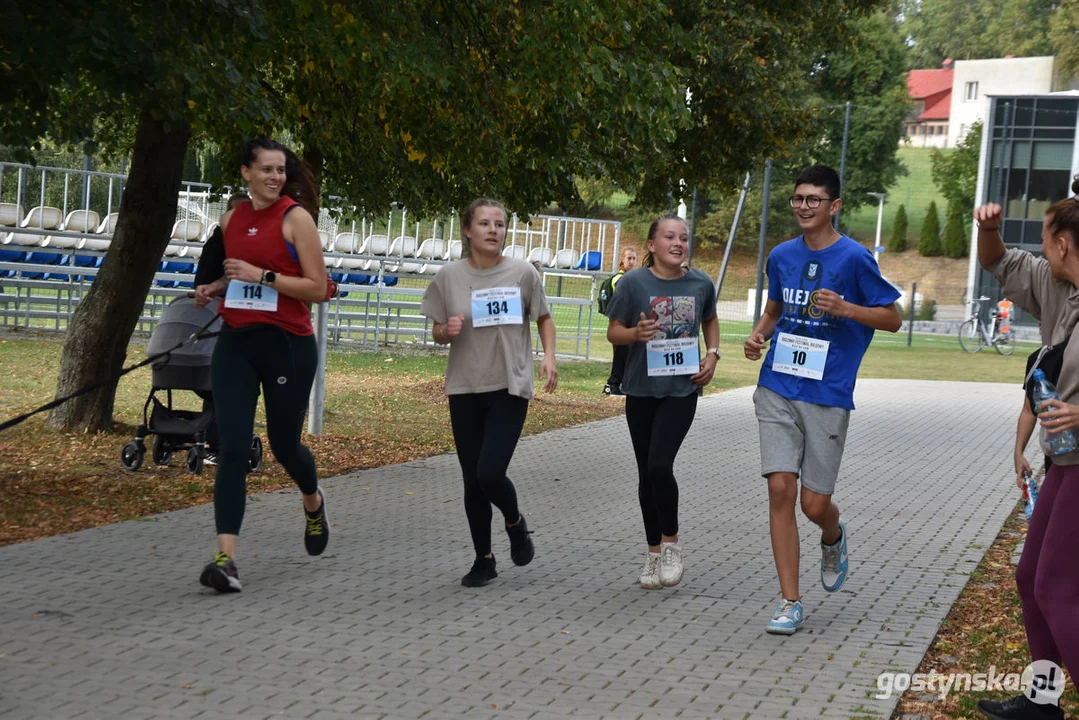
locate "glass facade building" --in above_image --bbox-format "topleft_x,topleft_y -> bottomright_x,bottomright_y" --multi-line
970,94 -> 1079,324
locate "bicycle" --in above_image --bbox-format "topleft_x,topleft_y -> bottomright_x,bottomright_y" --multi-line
958,296 -> 1016,355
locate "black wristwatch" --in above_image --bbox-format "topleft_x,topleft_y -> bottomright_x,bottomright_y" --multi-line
260,270 -> 276,285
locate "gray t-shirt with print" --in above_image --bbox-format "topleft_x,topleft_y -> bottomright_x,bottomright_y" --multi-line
606,267 -> 717,398
421,258 -> 550,399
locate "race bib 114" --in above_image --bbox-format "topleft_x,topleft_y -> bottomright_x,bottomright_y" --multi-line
224,280 -> 278,312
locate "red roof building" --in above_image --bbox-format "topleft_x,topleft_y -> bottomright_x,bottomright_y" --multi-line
904,65 -> 954,147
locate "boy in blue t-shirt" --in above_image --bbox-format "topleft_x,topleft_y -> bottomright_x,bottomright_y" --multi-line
743,165 -> 901,635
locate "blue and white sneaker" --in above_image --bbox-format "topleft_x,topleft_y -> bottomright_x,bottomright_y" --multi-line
821,519 -> 848,592
766,597 -> 804,635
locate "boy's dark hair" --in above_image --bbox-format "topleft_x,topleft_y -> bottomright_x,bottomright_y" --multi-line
795,165 -> 841,200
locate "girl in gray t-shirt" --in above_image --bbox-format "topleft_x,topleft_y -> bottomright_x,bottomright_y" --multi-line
421,198 -> 558,588
606,215 -> 719,590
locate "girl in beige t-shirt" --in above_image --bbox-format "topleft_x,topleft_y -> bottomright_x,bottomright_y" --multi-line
421,198 -> 558,587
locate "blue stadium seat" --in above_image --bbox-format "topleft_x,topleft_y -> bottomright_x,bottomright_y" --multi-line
72,254 -> 102,268
25,251 -> 63,265
346,273 -> 371,285
574,251 -> 602,271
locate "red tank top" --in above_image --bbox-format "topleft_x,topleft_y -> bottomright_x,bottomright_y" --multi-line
219,195 -> 314,336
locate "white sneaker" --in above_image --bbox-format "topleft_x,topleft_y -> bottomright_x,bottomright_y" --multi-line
639,552 -> 662,589
659,541 -> 683,587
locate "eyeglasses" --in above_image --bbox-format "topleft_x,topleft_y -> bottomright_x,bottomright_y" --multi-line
789,195 -> 835,209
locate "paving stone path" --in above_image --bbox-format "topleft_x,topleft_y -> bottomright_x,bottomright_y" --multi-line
0,379 -> 1024,719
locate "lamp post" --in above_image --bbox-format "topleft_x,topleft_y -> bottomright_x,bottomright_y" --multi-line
867,192 -> 887,264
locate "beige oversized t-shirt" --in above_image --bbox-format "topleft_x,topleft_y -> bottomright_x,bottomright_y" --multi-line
421,258 -> 551,399
989,248 -> 1079,465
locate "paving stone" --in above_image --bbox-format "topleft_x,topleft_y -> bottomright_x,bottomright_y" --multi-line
0,380 -> 1023,718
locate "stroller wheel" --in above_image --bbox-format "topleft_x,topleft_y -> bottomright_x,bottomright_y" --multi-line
249,436 -> 263,473
186,448 -> 204,475
121,440 -> 145,471
152,435 -> 172,466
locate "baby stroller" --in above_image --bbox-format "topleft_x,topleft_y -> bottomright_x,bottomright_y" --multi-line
120,296 -> 264,475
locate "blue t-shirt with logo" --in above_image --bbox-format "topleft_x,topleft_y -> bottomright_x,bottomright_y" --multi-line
758,235 -> 900,410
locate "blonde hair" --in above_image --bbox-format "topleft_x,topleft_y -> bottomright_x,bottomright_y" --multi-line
617,246 -> 639,272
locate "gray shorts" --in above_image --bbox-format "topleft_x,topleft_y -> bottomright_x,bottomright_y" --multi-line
752,385 -> 851,495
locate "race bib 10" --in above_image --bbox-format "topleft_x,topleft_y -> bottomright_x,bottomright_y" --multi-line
772,332 -> 829,380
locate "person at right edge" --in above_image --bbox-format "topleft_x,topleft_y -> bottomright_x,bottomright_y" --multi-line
744,164 -> 901,636
973,192 -> 1079,720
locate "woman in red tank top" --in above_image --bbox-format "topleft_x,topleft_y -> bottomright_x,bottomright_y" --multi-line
193,137 -> 330,594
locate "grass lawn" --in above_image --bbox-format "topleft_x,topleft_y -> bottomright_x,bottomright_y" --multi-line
0,327 -> 1034,547
845,146 -> 948,246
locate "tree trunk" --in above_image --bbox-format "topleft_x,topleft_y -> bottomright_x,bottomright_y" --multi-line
46,105 -> 190,432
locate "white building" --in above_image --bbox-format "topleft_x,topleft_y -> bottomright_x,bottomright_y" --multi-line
947,56 -> 1055,146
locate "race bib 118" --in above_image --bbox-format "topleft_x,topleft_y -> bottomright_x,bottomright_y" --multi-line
646,337 -> 700,377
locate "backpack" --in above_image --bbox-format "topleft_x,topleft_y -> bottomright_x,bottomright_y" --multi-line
598,271 -> 624,316
1024,332 -> 1073,409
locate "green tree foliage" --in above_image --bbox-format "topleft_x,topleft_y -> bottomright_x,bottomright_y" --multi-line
900,0 -> 1056,68
1050,1 -> 1079,80
889,204 -> 909,252
931,122 -> 982,218
783,11 -> 911,215
919,201 -> 943,256
0,0 -> 888,429
693,10 -> 910,250
1,0 -> 274,431
942,199 -> 969,258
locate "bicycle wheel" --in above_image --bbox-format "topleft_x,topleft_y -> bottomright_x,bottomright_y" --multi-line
958,319 -> 985,353
995,331 -> 1016,356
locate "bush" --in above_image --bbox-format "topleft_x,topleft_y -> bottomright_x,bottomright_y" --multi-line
888,204 -> 909,253
942,200 -> 968,258
918,201 -> 943,257
916,298 -> 937,321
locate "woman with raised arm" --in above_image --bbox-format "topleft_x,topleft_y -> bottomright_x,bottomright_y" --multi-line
973,191 -> 1079,720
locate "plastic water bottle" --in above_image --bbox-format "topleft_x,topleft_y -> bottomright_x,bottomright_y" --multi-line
1023,471 -> 1038,521
1031,369 -> 1078,455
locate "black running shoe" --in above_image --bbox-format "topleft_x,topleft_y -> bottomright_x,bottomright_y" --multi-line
304,487 -> 330,556
507,515 -> 535,566
461,555 -> 498,587
199,551 -> 242,593
977,694 -> 1064,720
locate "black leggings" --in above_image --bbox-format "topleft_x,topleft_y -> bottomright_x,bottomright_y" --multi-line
607,343 -> 628,385
448,390 -> 529,557
625,393 -> 698,546
211,325 -> 319,535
